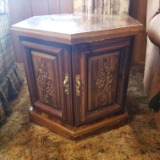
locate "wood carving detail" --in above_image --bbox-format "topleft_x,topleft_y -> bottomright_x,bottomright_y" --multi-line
76,74 -> 81,96
37,59 -> 55,103
95,59 -> 113,105
63,73 -> 69,95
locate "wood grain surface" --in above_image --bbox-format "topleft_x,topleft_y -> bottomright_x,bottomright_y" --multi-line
11,14 -> 144,45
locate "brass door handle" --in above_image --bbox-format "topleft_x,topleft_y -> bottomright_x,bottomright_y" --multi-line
76,74 -> 81,96
63,73 -> 69,95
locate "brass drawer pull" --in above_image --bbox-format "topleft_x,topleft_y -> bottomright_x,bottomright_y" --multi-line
76,74 -> 81,96
63,73 -> 69,95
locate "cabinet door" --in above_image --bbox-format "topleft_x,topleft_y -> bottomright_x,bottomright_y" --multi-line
21,40 -> 73,124
72,37 -> 132,126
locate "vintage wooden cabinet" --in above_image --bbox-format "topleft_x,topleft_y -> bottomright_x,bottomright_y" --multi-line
11,14 -> 143,140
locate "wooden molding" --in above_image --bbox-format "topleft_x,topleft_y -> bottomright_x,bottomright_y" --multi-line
29,109 -> 128,141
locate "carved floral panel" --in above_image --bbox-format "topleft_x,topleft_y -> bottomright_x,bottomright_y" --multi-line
37,58 -> 55,103
31,51 -> 61,109
88,52 -> 119,111
95,59 -> 113,105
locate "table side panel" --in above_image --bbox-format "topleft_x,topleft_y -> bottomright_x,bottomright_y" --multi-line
72,37 -> 133,126
21,39 -> 73,124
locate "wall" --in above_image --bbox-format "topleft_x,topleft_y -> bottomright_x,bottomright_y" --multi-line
9,0 -> 147,63
131,0 -> 147,63
8,0 -> 73,62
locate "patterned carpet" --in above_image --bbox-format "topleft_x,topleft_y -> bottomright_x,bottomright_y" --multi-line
0,64 -> 160,160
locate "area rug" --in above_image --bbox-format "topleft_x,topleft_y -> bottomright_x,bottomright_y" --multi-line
0,63 -> 160,160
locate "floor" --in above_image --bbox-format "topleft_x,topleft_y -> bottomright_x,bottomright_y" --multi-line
0,64 -> 160,160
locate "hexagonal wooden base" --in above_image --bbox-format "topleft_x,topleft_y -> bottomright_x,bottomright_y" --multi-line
28,110 -> 128,141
